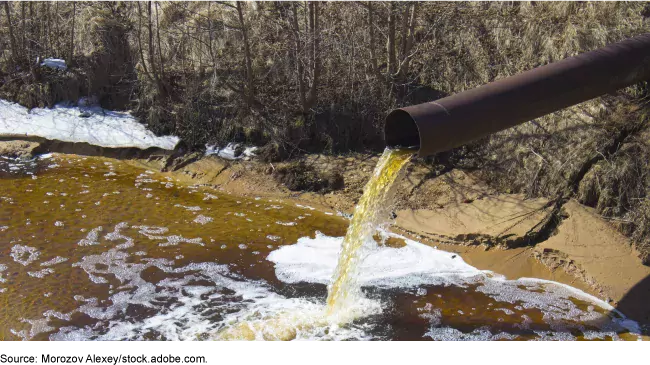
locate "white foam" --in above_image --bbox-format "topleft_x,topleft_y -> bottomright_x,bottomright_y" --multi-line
40,256 -> 68,267
27,268 -> 55,278
267,232 -> 480,287
102,222 -> 136,250
78,226 -> 103,246
203,193 -> 219,201
0,264 -> 7,283
10,245 -> 40,266
41,245 -> 374,341
193,215 -> 213,225
174,204 -> 201,212
425,326 -> 518,341
276,221 -> 297,227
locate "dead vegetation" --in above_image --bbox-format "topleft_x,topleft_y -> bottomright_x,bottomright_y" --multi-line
1,2 -> 647,151
273,161 -> 344,193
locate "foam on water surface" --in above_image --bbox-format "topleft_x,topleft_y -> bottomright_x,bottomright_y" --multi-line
268,231 -> 480,287
267,231 -> 641,338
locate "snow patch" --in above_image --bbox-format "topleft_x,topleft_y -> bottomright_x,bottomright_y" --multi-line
205,143 -> 257,160
41,58 -> 67,70
0,99 -> 179,150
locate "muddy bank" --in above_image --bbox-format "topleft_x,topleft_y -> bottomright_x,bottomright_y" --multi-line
1,140 -> 648,327
1,137 -> 174,165
0,140 -> 41,158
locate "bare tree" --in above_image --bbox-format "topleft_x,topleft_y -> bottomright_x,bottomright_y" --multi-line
291,2 -> 307,112
69,1 -> 75,63
20,2 -> 25,52
367,2 -> 379,78
155,2 -> 166,81
396,2 -> 417,83
215,1 -> 256,108
236,1 -> 254,108
305,1 -> 320,110
386,2 -> 397,78
2,1 -> 19,64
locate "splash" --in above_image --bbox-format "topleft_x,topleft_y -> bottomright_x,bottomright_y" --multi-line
214,148 -> 412,339
326,148 -> 413,316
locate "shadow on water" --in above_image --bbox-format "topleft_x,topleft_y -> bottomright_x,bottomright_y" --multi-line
577,274 -> 650,338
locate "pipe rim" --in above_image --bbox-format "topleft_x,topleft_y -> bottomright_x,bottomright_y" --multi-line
384,109 -> 421,153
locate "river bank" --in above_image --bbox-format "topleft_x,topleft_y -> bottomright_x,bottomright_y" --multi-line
2,139 -> 649,328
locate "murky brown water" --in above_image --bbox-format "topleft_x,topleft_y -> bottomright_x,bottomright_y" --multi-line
0,153 -> 645,340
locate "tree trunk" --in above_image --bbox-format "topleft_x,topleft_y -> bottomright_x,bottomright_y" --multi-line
2,2 -> 19,64
69,2 -> 75,64
20,2 -> 25,52
367,2 -> 378,76
41,0 -> 50,55
28,1 -> 34,60
397,2 -> 417,82
207,2 -> 215,66
146,1 -> 164,96
399,3 -> 409,63
386,2 -> 397,78
55,2 -> 60,55
306,1 -> 319,110
291,2 -> 307,112
155,2 -> 165,80
236,1 -> 254,108
136,2 -> 154,83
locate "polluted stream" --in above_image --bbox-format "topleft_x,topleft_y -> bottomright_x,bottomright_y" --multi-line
0,151 -> 644,340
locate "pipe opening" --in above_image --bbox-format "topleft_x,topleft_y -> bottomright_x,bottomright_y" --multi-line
384,109 -> 421,150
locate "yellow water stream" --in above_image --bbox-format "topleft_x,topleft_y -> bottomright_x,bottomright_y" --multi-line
326,148 -> 413,315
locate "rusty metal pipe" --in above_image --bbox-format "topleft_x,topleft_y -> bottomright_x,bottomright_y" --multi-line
385,33 -> 650,157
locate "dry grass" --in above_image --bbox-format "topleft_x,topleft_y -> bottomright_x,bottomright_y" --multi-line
577,123 -> 650,264
416,2 -> 647,94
